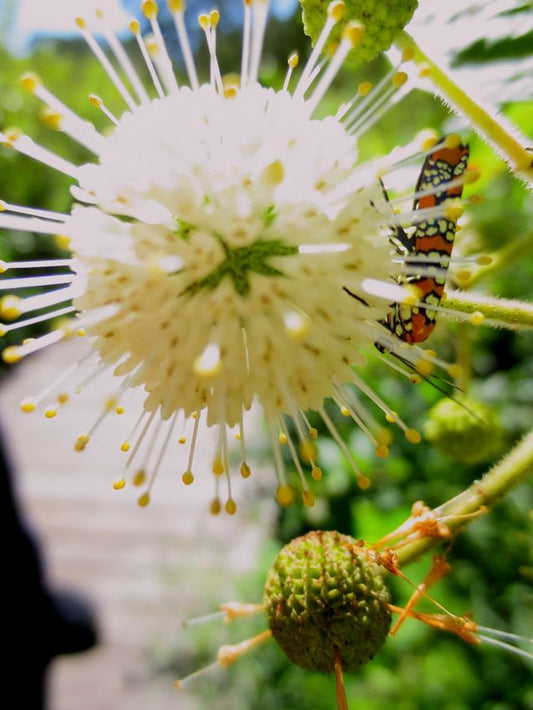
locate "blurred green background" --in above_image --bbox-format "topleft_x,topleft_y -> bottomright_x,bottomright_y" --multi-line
0,1 -> 531,708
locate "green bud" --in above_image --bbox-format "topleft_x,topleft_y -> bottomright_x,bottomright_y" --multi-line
264,530 -> 391,673
424,398 -> 504,464
300,0 -> 418,63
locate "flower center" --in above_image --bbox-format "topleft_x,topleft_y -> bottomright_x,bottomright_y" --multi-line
180,235 -> 298,297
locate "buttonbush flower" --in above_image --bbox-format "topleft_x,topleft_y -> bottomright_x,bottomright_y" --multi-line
0,0 -> 501,512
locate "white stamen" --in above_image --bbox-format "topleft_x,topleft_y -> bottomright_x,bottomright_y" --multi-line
130,20 -> 166,99
307,35 -> 355,115
1,306 -> 76,333
241,0 -> 252,87
1,132 -> 80,179
76,18 -> 137,111
0,200 -> 68,223
95,12 -> 150,104
0,275 -> 74,290
22,76 -> 103,154
294,2 -> 340,98
169,3 -> 199,90
143,8 -> 179,94
248,0 -> 269,85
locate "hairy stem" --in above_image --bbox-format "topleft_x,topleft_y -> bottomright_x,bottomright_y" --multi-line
396,429 -> 533,566
395,31 -> 533,183
442,289 -> 533,330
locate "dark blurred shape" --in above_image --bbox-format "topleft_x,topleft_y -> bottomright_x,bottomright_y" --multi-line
2,423 -> 98,710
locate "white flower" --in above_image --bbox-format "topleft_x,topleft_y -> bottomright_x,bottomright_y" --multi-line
0,0 -> 473,513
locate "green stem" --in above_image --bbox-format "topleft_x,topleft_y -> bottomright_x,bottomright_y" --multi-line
442,289 -> 533,330
395,31 -> 533,182
396,429 -> 533,566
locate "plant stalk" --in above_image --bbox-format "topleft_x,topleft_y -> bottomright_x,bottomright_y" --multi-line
396,429 -> 533,566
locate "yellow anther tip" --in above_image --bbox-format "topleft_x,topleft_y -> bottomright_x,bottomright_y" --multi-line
343,20 -> 364,46
299,440 -> 317,463
167,0 -> 185,12
113,478 -> 126,490
40,108 -> 62,130
276,485 -> 294,507
20,72 -> 41,93
20,398 -> 36,413
288,52 -> 299,68
133,470 -> 146,486
74,435 -> 90,451
376,444 -> 389,459
89,94 -> 103,107
182,470 -> 194,485
129,19 -> 141,33
464,167 -> 481,184
240,462 -> 251,479
469,311 -> 484,326
115,405 -> 125,415
137,492 -> 151,507
401,47 -> 415,62
328,0 -> 345,22
476,254 -> 493,266
302,490 -> 315,507
142,0 -> 159,19
419,129 -> 439,151
416,360 -> 434,377
405,428 -> 421,444
210,498 -> 221,515
209,9 -> 220,26
309,427 -> 318,440
212,458 -> 224,476
447,363 -> 463,379
445,202 -> 464,221
418,65 -> 431,78
311,466 -> 323,481
225,499 -> 237,516
358,81 -> 373,97
2,346 -> 21,364
198,13 -> 210,30
445,134 -> 462,149
455,269 -> 471,283
393,71 -> 408,88
75,17 -> 87,29
340,406 -> 350,417
385,411 -> 397,424
1,295 -> 21,321
279,432 -> 288,445
120,441 -> 131,452
261,159 -> 285,186
357,475 -> 371,490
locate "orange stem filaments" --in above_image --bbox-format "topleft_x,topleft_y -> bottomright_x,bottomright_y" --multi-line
333,644 -> 349,710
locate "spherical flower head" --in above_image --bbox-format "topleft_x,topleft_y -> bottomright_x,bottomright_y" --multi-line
424,398 -> 504,464
263,530 -> 391,672
301,0 -> 419,63
71,84 -> 392,426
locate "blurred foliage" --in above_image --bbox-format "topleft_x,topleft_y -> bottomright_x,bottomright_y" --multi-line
0,2 -> 532,709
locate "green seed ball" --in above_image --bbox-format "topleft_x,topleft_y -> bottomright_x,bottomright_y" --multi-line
424,398 -> 504,464
264,530 -> 391,673
300,0 -> 419,63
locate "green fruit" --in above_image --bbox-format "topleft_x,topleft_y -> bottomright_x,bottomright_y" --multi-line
300,0 -> 418,63
424,398 -> 504,464
264,530 -> 391,673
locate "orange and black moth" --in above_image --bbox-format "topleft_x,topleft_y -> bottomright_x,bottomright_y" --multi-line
385,142 -> 469,344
